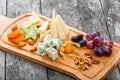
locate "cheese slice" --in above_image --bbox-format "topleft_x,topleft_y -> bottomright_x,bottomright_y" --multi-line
38,20 -> 50,33
39,30 -> 51,42
56,17 -> 66,40
57,15 -> 69,35
21,21 -> 32,28
52,10 -> 56,20
50,19 -> 59,38
29,12 -> 42,26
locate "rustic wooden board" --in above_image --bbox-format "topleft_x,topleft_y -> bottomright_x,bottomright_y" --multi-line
0,13 -> 120,80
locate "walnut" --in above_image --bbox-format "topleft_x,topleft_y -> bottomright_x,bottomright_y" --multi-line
18,41 -> 26,47
74,52 -> 100,71
27,39 -> 35,45
74,57 -> 79,64
92,59 -> 100,64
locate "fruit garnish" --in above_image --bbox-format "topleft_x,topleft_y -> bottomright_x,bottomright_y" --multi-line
64,45 -> 73,53
11,33 -> 24,44
92,32 -> 100,38
86,41 -> 95,49
21,25 -> 39,41
7,30 -> 24,44
71,34 -> 83,42
71,34 -> 87,47
86,31 -> 114,57
94,46 -> 104,56
7,30 -> 21,39
106,40 -> 113,48
86,33 -> 94,41
103,46 -> 112,56
93,36 -> 103,46
79,39 -> 87,47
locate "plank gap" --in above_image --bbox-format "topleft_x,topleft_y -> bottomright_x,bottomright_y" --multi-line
39,0 -> 42,14
5,0 -> 8,80
99,0 -> 111,39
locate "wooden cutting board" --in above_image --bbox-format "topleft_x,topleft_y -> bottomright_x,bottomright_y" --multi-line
0,13 -> 120,80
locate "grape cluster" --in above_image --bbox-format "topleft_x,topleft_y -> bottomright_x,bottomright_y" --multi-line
86,32 -> 113,57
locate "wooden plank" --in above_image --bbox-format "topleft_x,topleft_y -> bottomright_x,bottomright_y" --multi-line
41,0 -> 110,79
0,0 -> 6,80
100,0 -> 120,79
6,0 -> 48,80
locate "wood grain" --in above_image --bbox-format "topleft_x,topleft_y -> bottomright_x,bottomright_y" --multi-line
100,0 -> 120,80
6,0 -> 48,80
0,0 -> 6,80
41,0 -> 110,79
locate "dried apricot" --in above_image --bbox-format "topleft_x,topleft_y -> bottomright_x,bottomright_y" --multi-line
7,30 -> 20,39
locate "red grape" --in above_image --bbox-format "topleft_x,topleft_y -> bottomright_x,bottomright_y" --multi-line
103,46 -> 112,56
93,37 -> 103,46
86,33 -> 94,41
94,46 -> 104,56
86,41 -> 95,49
85,32 -> 113,57
107,40 -> 113,48
92,32 -> 100,38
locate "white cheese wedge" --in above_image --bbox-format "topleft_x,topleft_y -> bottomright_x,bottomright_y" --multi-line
39,30 -> 51,41
50,19 -> 59,38
56,17 -> 67,40
38,20 -> 50,33
45,47 -> 58,60
57,15 -> 69,35
29,13 -> 42,26
21,21 -> 32,28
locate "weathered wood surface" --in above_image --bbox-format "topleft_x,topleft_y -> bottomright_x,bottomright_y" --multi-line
100,0 -> 120,80
0,0 -> 6,80
0,0 -> 120,80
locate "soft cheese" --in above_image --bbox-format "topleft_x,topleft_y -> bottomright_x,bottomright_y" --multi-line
37,43 -> 46,56
45,47 -> 58,60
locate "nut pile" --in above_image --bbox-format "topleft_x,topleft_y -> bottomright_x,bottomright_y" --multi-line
74,52 -> 100,71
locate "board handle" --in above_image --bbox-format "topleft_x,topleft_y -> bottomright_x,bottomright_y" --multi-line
0,15 -> 13,36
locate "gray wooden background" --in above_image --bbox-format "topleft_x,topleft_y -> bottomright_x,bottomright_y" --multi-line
0,0 -> 120,80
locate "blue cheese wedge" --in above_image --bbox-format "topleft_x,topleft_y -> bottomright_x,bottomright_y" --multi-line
37,34 -> 62,60
45,47 -> 58,60
52,38 -> 62,50
43,34 -> 52,42
37,43 -> 46,56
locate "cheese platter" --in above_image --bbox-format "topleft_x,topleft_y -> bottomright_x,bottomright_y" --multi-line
0,13 -> 120,80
